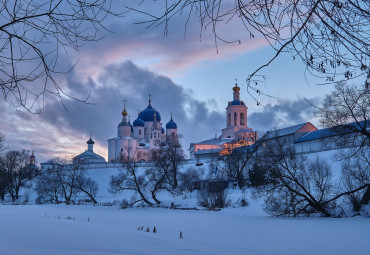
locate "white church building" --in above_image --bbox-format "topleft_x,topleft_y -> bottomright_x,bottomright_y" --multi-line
107,98 -> 178,162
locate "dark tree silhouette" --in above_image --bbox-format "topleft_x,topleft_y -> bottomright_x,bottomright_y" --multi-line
0,150 -> 38,201
315,83 -> 369,209
125,1 -> 370,102
0,0 -> 122,111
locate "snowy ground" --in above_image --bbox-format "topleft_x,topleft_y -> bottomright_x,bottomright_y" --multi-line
1,203 -> 369,255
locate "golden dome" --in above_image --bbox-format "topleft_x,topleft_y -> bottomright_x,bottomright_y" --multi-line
233,83 -> 240,92
122,108 -> 128,116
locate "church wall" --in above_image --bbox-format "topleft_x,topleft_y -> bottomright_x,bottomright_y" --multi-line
108,140 -> 116,162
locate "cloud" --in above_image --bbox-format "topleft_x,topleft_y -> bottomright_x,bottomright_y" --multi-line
73,14 -> 269,80
0,61 -> 224,162
248,98 -> 319,131
1,60 -> 319,162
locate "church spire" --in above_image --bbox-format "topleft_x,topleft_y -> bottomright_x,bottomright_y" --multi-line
233,79 -> 240,101
122,98 -> 128,117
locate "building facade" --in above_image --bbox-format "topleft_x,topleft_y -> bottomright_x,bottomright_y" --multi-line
108,98 -> 178,162
189,83 -> 255,159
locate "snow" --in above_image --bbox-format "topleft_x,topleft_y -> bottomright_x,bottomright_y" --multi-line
1,149 -> 369,254
0,204 -> 369,255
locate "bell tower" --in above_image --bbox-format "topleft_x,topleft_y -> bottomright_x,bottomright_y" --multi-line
222,81 -> 248,139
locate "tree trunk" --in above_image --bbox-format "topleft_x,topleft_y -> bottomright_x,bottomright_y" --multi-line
151,191 -> 161,204
81,189 -> 97,204
360,186 -> 370,205
173,167 -> 178,188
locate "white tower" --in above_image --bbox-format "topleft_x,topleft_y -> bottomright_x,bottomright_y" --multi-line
222,82 -> 248,139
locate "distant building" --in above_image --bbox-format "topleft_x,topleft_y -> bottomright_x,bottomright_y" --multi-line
107,97 -> 179,162
73,136 -> 106,164
189,82 -> 255,159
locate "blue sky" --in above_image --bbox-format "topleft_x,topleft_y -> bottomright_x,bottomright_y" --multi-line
0,3 -> 360,162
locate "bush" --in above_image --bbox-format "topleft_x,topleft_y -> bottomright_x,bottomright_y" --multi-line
197,190 -> 228,210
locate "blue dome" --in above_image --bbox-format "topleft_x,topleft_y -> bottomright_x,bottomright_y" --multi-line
133,117 -> 145,127
166,118 -> 177,129
87,138 -> 95,144
139,103 -> 161,122
229,100 -> 245,106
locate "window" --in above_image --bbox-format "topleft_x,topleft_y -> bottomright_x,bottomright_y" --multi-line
151,133 -> 152,138
240,113 -> 245,126
139,129 -> 142,135
172,132 -> 175,138
234,112 -> 237,126
228,113 -> 231,126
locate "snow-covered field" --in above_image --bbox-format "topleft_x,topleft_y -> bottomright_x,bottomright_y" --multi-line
1,150 -> 369,255
1,203 -> 369,255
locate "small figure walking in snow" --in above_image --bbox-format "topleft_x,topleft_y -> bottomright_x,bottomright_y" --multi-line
153,227 -> 157,233
180,231 -> 183,238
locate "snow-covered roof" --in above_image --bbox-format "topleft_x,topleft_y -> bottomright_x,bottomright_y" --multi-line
296,120 -> 369,143
73,150 -> 105,161
263,122 -> 312,140
194,138 -> 233,146
107,136 -> 134,141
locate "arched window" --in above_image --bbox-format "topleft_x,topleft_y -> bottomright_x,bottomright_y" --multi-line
240,113 -> 245,126
172,132 -> 175,138
151,133 -> 153,138
228,113 -> 231,126
139,129 -> 142,135
234,112 -> 237,126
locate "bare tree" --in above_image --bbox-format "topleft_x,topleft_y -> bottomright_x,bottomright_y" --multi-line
254,139 -> 369,217
110,156 -> 153,206
316,83 -> 369,142
125,1 -> 370,101
178,167 -> 201,198
35,166 -> 62,203
0,0 -> 122,111
161,133 -> 185,189
73,174 -> 98,204
0,133 -> 5,155
36,158 -> 98,204
315,83 -> 370,209
0,150 -> 38,201
219,142 -> 260,189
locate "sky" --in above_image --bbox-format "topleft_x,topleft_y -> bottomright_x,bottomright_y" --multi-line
1,2 -> 360,162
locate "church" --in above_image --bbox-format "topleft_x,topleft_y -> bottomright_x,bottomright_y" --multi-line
189,82 -> 256,159
107,97 -> 178,162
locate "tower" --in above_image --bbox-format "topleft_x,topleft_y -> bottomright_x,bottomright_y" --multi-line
133,110 -> 145,139
117,102 -> 132,137
87,134 -> 95,152
166,113 -> 178,140
29,150 -> 36,165
221,82 -> 248,139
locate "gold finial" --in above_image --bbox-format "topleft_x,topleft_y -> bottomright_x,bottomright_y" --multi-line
122,98 -> 128,116
149,94 -> 152,104
233,79 -> 240,92
170,112 -> 173,119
